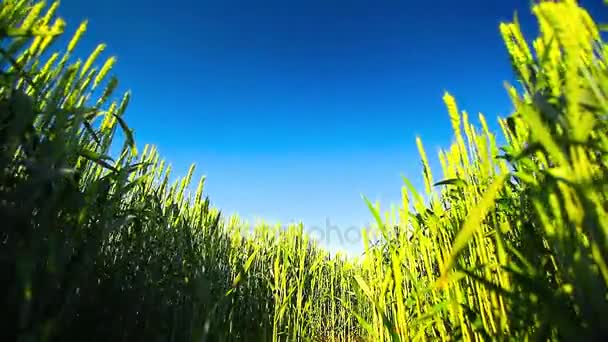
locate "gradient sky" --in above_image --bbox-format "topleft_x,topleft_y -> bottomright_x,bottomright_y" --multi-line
57,0 -> 605,253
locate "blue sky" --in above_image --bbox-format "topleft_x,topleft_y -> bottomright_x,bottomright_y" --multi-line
57,0 -> 604,253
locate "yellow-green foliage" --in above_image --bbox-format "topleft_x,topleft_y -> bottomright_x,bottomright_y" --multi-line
352,1 -> 608,340
1,0 -> 607,341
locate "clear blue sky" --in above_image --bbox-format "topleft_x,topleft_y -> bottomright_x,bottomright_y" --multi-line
57,0 -> 604,253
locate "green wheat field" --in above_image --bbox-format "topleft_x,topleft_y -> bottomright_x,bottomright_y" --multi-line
2,0 -> 608,341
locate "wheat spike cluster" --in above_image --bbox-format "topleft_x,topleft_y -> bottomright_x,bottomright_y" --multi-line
1,0 -> 608,341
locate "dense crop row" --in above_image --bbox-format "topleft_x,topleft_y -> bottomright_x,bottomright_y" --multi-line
1,0 -> 607,341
